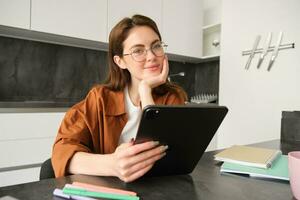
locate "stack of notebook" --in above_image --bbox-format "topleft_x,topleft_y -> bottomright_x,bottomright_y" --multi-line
53,182 -> 139,200
214,145 -> 289,181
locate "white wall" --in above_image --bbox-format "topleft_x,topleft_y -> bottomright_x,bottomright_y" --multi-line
218,0 -> 300,148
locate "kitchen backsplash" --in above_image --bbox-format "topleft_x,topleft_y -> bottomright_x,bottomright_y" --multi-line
0,36 -> 219,107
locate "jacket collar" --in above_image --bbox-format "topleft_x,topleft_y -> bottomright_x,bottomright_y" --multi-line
105,89 -> 126,116
105,88 -> 166,116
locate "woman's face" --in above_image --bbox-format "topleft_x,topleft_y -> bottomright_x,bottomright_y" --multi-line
115,26 -> 165,83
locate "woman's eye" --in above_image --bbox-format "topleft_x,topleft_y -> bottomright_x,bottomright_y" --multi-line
152,44 -> 162,50
132,48 -> 144,54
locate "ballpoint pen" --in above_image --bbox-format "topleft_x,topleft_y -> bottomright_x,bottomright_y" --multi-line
257,32 -> 272,69
268,31 -> 283,71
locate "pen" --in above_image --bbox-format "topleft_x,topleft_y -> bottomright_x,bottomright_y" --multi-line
72,182 -> 137,196
63,187 -> 140,200
53,188 -> 96,200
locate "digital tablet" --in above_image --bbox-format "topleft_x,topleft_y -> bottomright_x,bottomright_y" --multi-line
134,104 -> 228,176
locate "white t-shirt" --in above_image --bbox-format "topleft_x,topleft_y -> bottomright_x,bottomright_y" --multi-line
118,87 -> 142,144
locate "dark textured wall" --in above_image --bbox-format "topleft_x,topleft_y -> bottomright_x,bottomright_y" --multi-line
194,61 -> 219,95
0,36 -> 219,107
0,36 -> 107,104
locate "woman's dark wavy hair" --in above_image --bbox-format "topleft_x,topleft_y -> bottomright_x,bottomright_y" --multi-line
104,14 -> 187,99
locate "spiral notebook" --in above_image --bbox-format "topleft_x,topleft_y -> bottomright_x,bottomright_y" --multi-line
214,145 -> 282,169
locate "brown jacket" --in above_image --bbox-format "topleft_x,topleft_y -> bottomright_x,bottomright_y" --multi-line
52,85 -> 186,177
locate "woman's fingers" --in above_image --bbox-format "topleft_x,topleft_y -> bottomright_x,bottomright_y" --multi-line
113,141 -> 168,182
153,54 -> 169,85
161,55 -> 169,81
139,55 -> 169,90
115,143 -> 166,170
148,56 -> 169,87
124,147 -> 167,182
117,142 -> 134,150
121,151 -> 166,179
121,164 -> 153,183
124,145 -> 167,168
117,141 -> 160,158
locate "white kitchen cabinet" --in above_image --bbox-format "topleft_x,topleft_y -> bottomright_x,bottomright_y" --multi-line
1,0 -> 205,59
31,0 -> 107,42
107,0 -> 162,40
0,112 -> 64,168
0,112 -> 64,186
0,0 -> 30,29
0,167 -> 40,187
0,138 -> 54,168
162,0 -> 203,58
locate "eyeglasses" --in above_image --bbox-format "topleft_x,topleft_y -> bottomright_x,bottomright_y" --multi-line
123,42 -> 168,62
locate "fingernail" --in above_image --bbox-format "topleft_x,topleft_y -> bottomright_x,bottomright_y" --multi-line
164,145 -> 169,150
162,152 -> 166,157
153,141 -> 160,145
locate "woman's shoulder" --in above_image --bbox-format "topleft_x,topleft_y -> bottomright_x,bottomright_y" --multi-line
88,84 -> 118,97
153,83 -> 187,105
87,84 -> 124,105
166,84 -> 188,101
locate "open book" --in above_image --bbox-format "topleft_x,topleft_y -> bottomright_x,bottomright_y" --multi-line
214,145 -> 282,169
220,155 -> 289,181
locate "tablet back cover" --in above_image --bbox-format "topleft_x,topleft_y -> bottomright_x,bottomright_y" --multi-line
135,104 -> 228,176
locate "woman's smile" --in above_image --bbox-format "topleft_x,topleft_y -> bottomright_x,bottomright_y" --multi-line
144,64 -> 160,72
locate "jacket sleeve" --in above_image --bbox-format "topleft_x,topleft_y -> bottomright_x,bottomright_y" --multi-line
51,88 -> 100,177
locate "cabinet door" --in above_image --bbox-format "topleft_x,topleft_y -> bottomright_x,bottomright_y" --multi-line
0,0 -> 30,29
163,0 -> 203,58
31,0 -> 107,42
107,0 -> 162,39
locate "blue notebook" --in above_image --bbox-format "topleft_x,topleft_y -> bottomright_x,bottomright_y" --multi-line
220,155 -> 289,181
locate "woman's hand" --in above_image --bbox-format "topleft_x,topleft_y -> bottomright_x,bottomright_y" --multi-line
138,55 -> 169,108
139,55 -> 169,93
111,141 -> 167,182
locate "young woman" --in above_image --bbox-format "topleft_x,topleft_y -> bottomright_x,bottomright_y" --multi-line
52,14 -> 187,182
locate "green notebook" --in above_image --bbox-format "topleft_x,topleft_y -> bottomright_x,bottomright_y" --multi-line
220,155 -> 289,181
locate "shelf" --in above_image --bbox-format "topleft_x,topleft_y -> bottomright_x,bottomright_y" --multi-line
202,23 -> 221,59
203,22 -> 221,30
203,23 -> 221,35
199,54 -> 220,62
201,54 -> 219,59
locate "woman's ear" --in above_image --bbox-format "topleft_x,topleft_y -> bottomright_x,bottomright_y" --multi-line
113,55 -> 127,69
